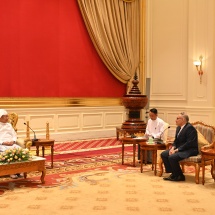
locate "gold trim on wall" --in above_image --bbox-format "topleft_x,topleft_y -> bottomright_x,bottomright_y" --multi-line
0,98 -> 123,108
139,0 -> 146,94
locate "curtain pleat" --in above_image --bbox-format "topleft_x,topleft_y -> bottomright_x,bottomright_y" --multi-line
77,0 -> 140,92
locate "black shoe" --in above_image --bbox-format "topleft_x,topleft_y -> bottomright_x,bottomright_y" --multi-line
16,173 -> 24,178
170,175 -> 185,181
163,174 -> 175,181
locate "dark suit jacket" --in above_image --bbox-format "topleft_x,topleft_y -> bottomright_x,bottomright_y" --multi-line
173,123 -> 198,159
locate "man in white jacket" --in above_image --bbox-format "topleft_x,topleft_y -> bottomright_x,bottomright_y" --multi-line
138,108 -> 165,162
0,109 -> 23,179
145,108 -> 165,140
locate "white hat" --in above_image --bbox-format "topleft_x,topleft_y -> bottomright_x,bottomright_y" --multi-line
0,109 -> 8,118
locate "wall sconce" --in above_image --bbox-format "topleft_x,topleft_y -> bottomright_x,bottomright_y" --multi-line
193,55 -> 203,84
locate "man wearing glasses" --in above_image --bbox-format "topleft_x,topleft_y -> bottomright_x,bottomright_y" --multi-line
161,112 -> 198,181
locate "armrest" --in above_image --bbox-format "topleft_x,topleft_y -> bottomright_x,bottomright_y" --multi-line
16,137 -> 25,148
201,141 -> 215,150
16,137 -> 32,150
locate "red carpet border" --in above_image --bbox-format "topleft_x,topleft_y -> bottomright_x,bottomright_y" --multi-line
54,137 -> 122,153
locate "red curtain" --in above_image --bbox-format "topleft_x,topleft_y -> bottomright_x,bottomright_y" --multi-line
0,0 -> 126,97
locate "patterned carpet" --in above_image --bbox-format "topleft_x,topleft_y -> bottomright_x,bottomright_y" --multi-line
0,138 -> 215,214
0,138 -> 130,193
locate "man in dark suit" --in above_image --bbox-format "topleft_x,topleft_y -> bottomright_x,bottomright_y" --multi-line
161,112 -> 198,181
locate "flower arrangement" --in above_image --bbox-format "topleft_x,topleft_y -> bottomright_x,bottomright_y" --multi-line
0,148 -> 32,164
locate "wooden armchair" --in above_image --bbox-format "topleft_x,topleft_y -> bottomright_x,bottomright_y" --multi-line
8,112 -> 32,150
201,141 -> 215,184
158,121 -> 215,184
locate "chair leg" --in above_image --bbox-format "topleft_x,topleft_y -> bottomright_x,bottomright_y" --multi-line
144,150 -> 147,165
157,156 -> 164,177
181,163 -> 185,173
140,149 -> 143,173
195,164 -> 200,184
211,160 -> 215,180
122,143 -> 124,165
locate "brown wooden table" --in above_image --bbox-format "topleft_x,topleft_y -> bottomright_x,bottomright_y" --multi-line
201,148 -> 215,185
139,141 -> 166,175
0,156 -> 46,183
32,139 -> 55,168
121,137 -> 148,167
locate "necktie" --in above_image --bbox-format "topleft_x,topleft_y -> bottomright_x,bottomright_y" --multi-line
177,128 -> 183,137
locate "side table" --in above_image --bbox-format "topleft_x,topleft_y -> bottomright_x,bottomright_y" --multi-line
32,139 -> 55,168
139,141 -> 166,175
121,137 -> 147,167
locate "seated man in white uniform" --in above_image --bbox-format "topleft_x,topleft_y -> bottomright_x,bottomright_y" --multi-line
0,109 -> 23,179
138,108 -> 165,162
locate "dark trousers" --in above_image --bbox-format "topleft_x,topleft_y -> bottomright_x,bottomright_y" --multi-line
160,149 -> 184,177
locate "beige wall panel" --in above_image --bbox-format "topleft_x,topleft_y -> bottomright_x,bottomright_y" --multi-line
16,115 -> 29,132
149,0 -> 188,101
147,0 -> 215,123
82,113 -> 103,129
58,114 -> 80,130
105,112 -> 124,127
189,114 -> 209,124
29,115 -> 54,131
188,0 -> 215,107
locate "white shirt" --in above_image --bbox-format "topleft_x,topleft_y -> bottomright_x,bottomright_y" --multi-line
177,124 -> 185,136
0,122 -> 20,151
145,117 -> 165,139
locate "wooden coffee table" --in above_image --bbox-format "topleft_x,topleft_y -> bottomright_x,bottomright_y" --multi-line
0,156 -> 46,183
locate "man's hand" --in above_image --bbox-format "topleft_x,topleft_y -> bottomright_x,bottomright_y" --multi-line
169,147 -> 178,155
2,141 -> 15,146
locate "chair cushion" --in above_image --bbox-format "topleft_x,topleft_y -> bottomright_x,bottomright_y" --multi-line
180,131 -> 210,163
197,130 -> 210,152
180,155 -> 202,163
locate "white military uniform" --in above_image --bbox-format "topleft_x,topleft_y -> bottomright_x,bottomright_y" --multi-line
0,109 -> 21,152
145,117 -> 165,139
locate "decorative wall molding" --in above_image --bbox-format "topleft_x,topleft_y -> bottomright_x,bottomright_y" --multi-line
7,106 -> 126,141
146,0 -> 215,123
147,0 -> 188,100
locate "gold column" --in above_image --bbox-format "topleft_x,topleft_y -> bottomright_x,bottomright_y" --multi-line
139,0 -> 146,94
46,122 -> 50,140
